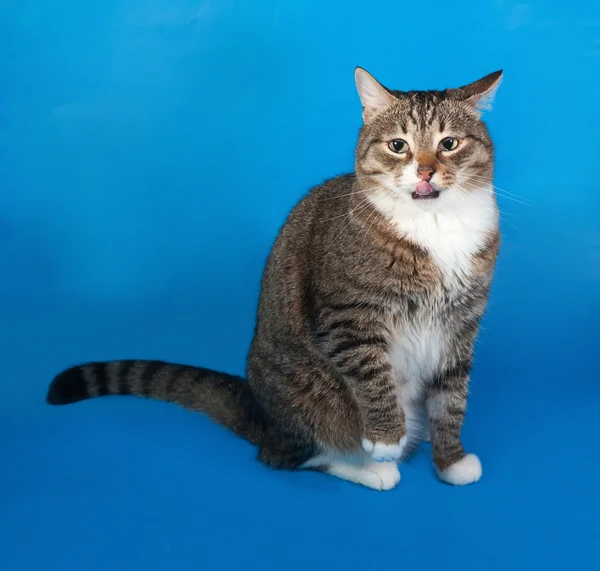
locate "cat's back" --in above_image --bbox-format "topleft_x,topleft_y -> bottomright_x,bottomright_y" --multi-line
266,173 -> 355,264
281,173 -> 355,236
254,174 -> 355,332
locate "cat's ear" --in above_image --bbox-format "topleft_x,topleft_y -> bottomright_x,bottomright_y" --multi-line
355,67 -> 397,122
451,70 -> 503,112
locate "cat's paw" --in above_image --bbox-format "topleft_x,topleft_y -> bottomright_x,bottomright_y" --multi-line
363,461 -> 401,491
362,436 -> 408,462
438,453 -> 482,486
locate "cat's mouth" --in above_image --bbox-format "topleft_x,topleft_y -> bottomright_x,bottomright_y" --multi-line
412,181 -> 440,200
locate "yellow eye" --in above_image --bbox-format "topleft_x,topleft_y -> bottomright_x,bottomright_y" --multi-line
388,139 -> 409,153
440,137 -> 459,151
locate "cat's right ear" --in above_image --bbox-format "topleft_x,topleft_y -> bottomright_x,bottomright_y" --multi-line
354,68 -> 396,122
450,70 -> 503,112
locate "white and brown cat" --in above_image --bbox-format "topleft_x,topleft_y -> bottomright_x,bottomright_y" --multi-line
48,67 -> 502,491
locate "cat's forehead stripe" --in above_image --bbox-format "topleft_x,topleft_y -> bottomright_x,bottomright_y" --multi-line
393,91 -> 448,132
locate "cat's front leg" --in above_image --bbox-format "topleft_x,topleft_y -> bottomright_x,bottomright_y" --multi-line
357,381 -> 407,462
426,365 -> 482,485
322,324 -> 407,462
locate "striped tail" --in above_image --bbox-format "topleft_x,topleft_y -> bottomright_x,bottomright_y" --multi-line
46,360 -> 266,445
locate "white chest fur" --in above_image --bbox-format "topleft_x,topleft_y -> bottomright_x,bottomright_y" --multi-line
372,185 -> 498,384
371,186 -> 498,287
390,317 -> 444,393
389,316 -> 444,444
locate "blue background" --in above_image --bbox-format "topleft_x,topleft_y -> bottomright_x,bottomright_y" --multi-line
1,1 -> 599,569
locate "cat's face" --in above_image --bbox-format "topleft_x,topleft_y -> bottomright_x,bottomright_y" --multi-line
354,69 -> 502,206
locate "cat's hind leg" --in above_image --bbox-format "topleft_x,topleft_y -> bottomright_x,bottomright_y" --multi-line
257,437 -> 400,491
254,365 -> 401,490
302,451 -> 400,491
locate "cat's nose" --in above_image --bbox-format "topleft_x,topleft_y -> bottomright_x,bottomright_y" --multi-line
417,166 -> 435,182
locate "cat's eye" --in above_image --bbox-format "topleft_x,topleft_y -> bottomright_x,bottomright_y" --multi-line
388,139 -> 409,153
440,137 -> 459,151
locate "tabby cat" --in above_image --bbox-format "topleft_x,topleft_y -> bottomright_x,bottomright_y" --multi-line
47,67 -> 503,491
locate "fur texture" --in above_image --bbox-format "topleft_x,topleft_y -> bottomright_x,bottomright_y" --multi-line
47,68 -> 502,491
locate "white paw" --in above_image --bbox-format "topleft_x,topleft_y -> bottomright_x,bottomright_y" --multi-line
438,453 -> 482,486
362,436 -> 408,462
363,461 -> 401,491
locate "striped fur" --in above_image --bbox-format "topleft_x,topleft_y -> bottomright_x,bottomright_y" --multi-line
47,361 -> 266,445
48,68 -> 503,490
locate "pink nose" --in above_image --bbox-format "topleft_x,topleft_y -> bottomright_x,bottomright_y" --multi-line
417,167 -> 435,182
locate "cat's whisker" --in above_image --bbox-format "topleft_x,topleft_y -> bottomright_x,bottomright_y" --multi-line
493,192 -> 534,208
462,175 -> 534,205
320,189 -> 380,222
450,185 -> 524,236
474,183 -> 533,203
460,179 -> 533,208
486,189 -> 533,208
357,202 -> 382,254
447,184 -> 513,217
324,187 -> 390,251
320,186 -> 381,201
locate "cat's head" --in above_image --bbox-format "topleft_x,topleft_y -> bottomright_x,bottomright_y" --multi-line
354,68 -> 502,205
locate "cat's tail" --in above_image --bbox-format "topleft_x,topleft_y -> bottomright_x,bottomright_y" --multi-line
46,360 -> 267,445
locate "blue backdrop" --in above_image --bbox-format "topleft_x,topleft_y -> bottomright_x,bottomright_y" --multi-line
1,1 -> 599,570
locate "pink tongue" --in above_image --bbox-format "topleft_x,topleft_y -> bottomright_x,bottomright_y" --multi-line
415,181 -> 433,196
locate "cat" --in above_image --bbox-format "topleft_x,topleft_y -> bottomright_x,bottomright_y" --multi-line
47,67 -> 502,491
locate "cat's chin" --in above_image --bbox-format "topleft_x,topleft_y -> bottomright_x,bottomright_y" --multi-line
411,190 -> 440,200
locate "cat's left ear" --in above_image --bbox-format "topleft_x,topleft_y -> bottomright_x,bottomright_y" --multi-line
450,70 -> 503,112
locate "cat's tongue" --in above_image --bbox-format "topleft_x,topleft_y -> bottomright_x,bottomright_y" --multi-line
415,181 -> 434,196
